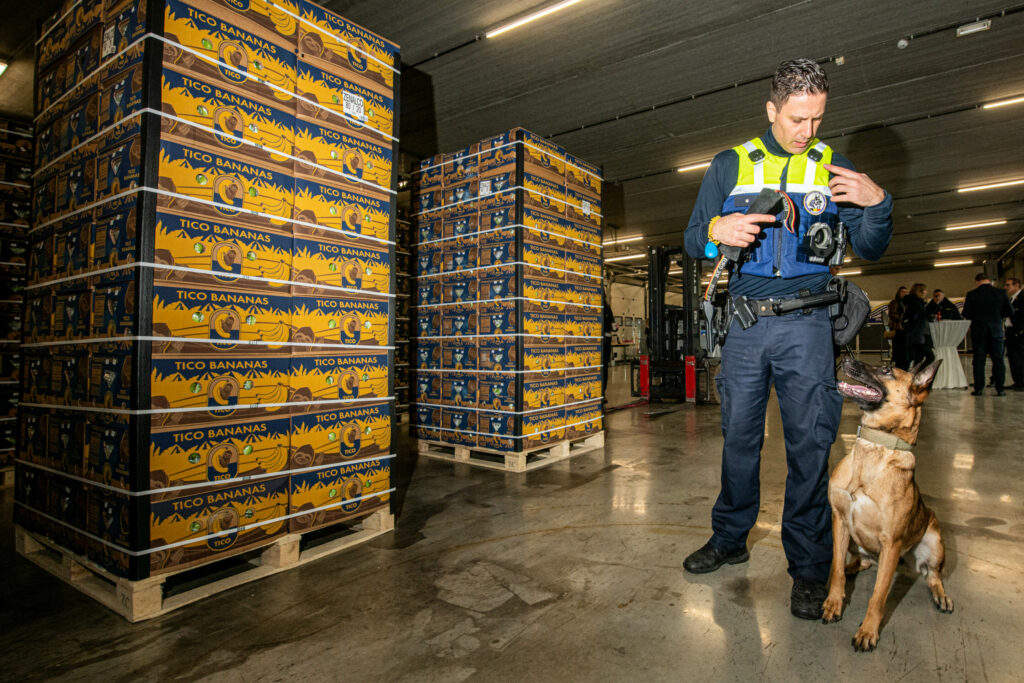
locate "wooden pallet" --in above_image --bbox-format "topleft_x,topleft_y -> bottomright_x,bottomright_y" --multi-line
418,431 -> 604,473
14,508 -> 394,623
0,466 -> 12,489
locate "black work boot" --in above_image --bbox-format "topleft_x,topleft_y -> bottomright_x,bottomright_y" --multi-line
683,541 -> 750,574
790,578 -> 828,620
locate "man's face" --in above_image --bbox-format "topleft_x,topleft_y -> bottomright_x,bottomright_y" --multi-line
1008,281 -> 1021,296
767,91 -> 827,154
933,291 -> 944,302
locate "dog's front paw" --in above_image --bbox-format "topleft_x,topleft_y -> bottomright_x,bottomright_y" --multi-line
821,595 -> 844,624
852,625 -> 879,652
933,593 -> 954,614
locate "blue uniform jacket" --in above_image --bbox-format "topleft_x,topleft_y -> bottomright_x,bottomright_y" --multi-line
684,128 -> 893,298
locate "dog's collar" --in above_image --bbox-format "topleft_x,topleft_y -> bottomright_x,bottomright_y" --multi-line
857,425 -> 914,451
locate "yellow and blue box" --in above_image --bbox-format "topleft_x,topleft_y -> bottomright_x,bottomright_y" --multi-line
523,376 -> 564,411
91,195 -> 140,270
442,273 -> 477,304
477,373 -> 516,411
523,207 -> 567,247
522,407 -> 565,450
415,279 -> 441,306
443,239 -> 477,273
444,208 -> 478,239
197,0 -> 299,48
82,412 -> 131,488
414,306 -> 441,338
163,0 -> 296,106
478,229 -> 515,267
296,59 -> 394,139
441,339 -> 477,370
441,372 -> 476,407
148,475 -> 289,574
565,400 -> 603,440
297,0 -> 399,90
413,370 -> 441,403
442,408 -> 476,447
566,187 -> 601,228
478,338 -> 516,372
415,215 -> 442,243
522,172 -> 566,216
152,210 -> 293,286
563,218 -> 602,256
414,338 -> 442,371
290,288 -> 390,347
565,372 -> 601,403
100,0 -> 149,61
89,341 -> 134,408
415,241 -> 443,277
441,303 -> 476,336
151,282 -> 294,346
293,176 -> 390,242
443,143 -> 479,184
294,117 -> 392,190
95,118 -> 143,201
478,300 -> 515,335
53,211 -> 94,278
476,410 -> 515,452
98,42 -> 145,129
289,401 -> 392,468
291,234 -> 391,294
565,250 -> 602,284
565,343 -> 601,370
160,68 -> 296,165
288,350 -> 389,405
524,241 -> 566,280
565,152 -> 602,196
288,455 -> 391,532
148,413 -> 291,494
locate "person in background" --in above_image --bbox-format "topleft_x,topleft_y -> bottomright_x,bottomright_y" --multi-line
925,289 -> 961,320
602,291 -> 616,397
902,283 -> 933,367
1004,277 -> 1024,391
888,286 -> 909,369
963,272 -> 1013,396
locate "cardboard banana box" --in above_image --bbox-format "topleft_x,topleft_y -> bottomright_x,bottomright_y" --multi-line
160,68 -> 296,165
441,303 -> 476,337
413,339 -> 442,372
565,400 -> 603,440
87,342 -> 134,411
151,281 -> 293,346
443,143 -> 479,185
522,408 -> 565,451
565,343 -> 601,370
442,274 -> 477,304
415,241 -> 442,277
522,343 -> 565,376
477,184 -> 516,214
477,410 -> 515,452
415,280 -> 441,306
158,139 -> 295,229
523,207 -> 567,247
523,310 -> 564,339
48,409 -> 88,473
150,354 -> 293,426
442,372 -> 477,407
97,42 -> 145,131
414,307 -> 441,338
564,307 -> 602,338
288,455 -> 390,533
441,339 -> 477,371
445,209 -> 478,239
149,414 -> 292,497
95,118 -> 143,202
291,234 -> 391,294
478,228 -> 515,268
523,173 -> 566,215
443,179 -> 477,216
442,408 -> 476,447
163,0 -> 296,106
191,0 -> 299,49
288,350 -> 389,405
54,142 -> 97,219
568,282 -> 603,308
564,250 -> 602,285
477,373 -> 516,412
289,401 -> 391,468
478,339 -> 515,372
83,411 -> 131,489
566,187 -> 601,228
562,218 -> 602,256
65,23 -> 104,93
293,176 -> 390,243
414,216 -> 442,244
53,211 -> 93,279
297,0 -> 399,86
148,474 -> 289,574
564,152 -> 603,196
565,372 -> 602,404
290,288 -> 391,347
523,376 -> 565,411
523,241 -> 566,280
91,194 -> 139,271
443,240 -> 477,273
153,210 -> 293,287
294,117 -> 392,191
413,371 -> 441,403
100,0 -> 149,62
478,130 -> 515,172
522,276 -> 567,315
19,407 -> 48,468
479,265 -> 515,301
478,300 -> 516,336
520,129 -> 566,181
412,403 -> 442,441
51,284 -> 93,341
414,186 -> 443,216
412,163 -> 442,193
296,59 -> 393,140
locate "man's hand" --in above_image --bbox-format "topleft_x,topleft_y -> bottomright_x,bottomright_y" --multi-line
824,164 -> 885,207
711,213 -> 776,248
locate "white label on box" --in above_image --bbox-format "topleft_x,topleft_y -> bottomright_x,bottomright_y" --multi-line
102,26 -> 116,59
479,179 -> 492,196
581,200 -> 591,216
343,92 -> 366,121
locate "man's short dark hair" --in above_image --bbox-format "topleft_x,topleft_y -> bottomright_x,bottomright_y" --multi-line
933,289 -> 943,294
1008,277 -> 1021,287
975,273 -> 988,282
770,59 -> 829,108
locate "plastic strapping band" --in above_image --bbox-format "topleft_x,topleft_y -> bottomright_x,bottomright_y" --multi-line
412,398 -> 600,415
19,396 -> 395,415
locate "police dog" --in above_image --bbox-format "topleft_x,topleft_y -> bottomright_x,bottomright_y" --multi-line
823,357 -> 953,651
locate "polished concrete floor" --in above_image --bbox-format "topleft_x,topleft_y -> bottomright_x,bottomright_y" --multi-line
1,360 -> 1023,681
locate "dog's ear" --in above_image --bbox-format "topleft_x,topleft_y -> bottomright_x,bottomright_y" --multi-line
911,359 -> 942,395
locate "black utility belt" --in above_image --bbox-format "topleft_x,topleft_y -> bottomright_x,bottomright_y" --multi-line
743,296 -> 826,317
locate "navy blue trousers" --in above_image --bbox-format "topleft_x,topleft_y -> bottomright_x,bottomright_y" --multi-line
711,306 -> 841,582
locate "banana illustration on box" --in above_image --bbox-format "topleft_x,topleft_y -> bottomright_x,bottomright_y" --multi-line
152,285 -> 293,347
288,456 -> 391,532
289,353 -> 389,403
294,120 -> 392,189
289,403 -> 391,467
291,237 -> 391,293
296,61 -> 394,138
293,178 -> 390,241
151,356 -> 291,418
291,295 -> 390,346
298,1 -> 399,88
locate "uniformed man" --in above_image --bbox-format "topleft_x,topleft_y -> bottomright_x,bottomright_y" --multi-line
682,59 -> 894,619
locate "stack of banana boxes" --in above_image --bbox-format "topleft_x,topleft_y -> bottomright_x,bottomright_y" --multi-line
15,0 -> 399,582
0,118 -> 32,464
410,129 -> 604,454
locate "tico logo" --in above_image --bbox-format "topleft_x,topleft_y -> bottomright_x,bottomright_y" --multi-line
206,444 -> 240,481
217,42 -> 250,85
346,38 -> 369,73
205,507 -> 241,550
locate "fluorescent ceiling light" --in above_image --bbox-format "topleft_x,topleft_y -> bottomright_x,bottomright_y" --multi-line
958,178 -> 1024,193
939,244 -> 986,253
605,253 -> 646,263
486,0 -> 585,38
676,161 -> 711,173
956,19 -> 991,37
838,269 -> 861,276
984,96 -> 1024,109
946,219 -> 1006,230
0,60 -> 7,77
843,257 -> 851,263
603,235 -> 643,246
935,259 -> 974,267
668,269 -> 682,275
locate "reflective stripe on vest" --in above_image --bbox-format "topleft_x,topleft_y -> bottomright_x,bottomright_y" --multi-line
723,137 -> 839,278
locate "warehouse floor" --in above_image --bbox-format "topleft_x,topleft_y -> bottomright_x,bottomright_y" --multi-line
2,363 -> 1022,681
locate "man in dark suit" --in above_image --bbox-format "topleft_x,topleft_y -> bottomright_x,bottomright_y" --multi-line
925,289 -> 962,320
1005,277 -> 1024,391
963,273 -> 1014,396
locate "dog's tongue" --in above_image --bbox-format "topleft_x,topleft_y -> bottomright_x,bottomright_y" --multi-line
838,381 -> 882,402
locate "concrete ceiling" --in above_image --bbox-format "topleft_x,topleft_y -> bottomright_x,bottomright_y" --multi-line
2,0 -> 1022,278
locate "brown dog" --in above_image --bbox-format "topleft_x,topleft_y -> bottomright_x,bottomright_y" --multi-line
823,357 -> 953,651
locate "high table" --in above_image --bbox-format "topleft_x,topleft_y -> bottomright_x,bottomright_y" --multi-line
928,320 -> 971,389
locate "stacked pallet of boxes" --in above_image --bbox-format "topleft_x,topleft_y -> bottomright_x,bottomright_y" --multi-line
410,129 -> 604,466
16,0 -> 399,586
0,118 -> 32,480
393,215 -> 411,419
